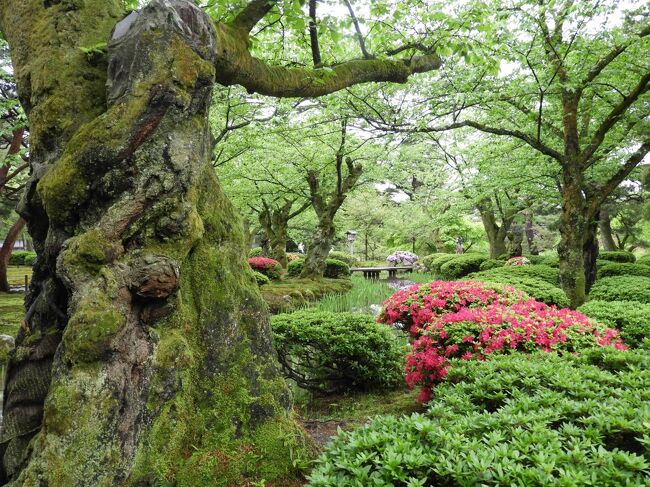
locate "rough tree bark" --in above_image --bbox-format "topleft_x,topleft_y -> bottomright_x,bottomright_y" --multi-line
258,200 -> 309,267
524,211 -> 539,255
599,206 -> 618,251
301,155 -> 363,278
0,218 -> 26,293
478,200 -> 512,258
0,0 -> 441,484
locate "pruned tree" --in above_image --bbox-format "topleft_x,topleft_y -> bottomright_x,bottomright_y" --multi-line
0,0 -> 441,484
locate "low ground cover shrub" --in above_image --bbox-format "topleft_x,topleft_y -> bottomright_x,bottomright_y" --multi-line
479,258 -> 505,271
637,254 -> 650,266
386,251 -> 418,266
467,264 -> 559,285
287,258 -> 304,277
439,254 -> 488,279
248,247 -> 264,258
8,250 -> 36,266
308,350 -> 650,486
324,259 -> 350,278
536,253 -> 559,267
379,280 -> 622,402
505,256 -> 530,266
248,257 -> 283,280
252,270 -> 270,286
578,300 -> 650,349
271,310 -> 406,392
597,262 -> 650,279
328,251 -> 357,266
598,250 -> 636,263
589,275 -> 650,304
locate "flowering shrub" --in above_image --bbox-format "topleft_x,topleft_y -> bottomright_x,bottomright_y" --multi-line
386,250 -> 418,266
247,257 -> 283,280
505,256 -> 530,266
378,280 -> 626,403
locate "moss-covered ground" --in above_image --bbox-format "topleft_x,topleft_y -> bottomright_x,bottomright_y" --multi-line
6,265 -> 32,288
261,278 -> 352,313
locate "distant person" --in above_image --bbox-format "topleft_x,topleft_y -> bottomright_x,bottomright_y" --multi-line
455,236 -> 464,254
298,242 -> 305,254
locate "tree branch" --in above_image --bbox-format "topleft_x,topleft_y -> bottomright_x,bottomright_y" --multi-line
580,69 -> 650,165
231,0 -> 276,33
308,0 -> 322,67
343,0 -> 371,59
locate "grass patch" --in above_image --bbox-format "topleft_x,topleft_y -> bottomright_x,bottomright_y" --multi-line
311,276 -> 394,313
261,278 -> 353,314
6,265 -> 32,288
0,292 -> 24,336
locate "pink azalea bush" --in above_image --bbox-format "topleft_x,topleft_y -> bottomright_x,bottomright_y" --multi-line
379,280 -> 627,403
505,256 -> 531,266
248,257 -> 283,280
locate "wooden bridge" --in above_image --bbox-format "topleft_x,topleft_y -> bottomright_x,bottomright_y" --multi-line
350,266 -> 414,279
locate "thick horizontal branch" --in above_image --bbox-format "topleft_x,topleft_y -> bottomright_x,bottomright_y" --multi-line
213,24 -> 441,97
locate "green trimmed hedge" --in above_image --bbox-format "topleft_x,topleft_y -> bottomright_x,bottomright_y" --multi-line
287,259 -> 304,277
328,251 -> 358,266
324,259 -> 351,279
252,270 -> 270,286
439,254 -> 488,279
479,259 -> 505,271
578,300 -> 650,349
598,250 -> 636,263
589,275 -> 650,304
597,262 -> 650,279
423,253 -> 457,273
248,247 -> 264,258
8,250 -> 36,266
467,264 -> 559,286
637,254 -> 650,266
308,350 -> 650,486
464,273 -> 569,308
271,310 -> 406,393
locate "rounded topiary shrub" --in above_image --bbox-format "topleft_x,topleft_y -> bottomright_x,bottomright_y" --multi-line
467,264 -> 559,286
271,310 -> 406,393
421,253 -> 447,271
251,270 -> 271,286
597,262 -> 650,279
598,250 -> 636,263
308,350 -> 649,486
324,259 -> 350,279
637,254 -> 650,266
439,254 -> 488,279
286,252 -> 303,262
22,252 -> 37,266
589,275 -> 650,304
328,251 -> 357,266
578,300 -> 650,349
426,254 -> 458,273
286,259 -> 304,277
479,258 -> 505,271
248,257 -> 283,280
248,246 -> 264,258
536,253 -> 559,268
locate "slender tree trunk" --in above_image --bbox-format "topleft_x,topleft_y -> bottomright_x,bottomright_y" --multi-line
479,206 -> 508,258
364,233 -> 368,261
525,211 -> 539,255
0,218 -> 26,293
599,206 -> 617,251
583,212 -> 599,294
0,3 -> 305,484
558,167 -> 588,308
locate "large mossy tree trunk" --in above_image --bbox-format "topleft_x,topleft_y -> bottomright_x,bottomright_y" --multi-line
478,200 -> 517,259
0,0 -> 442,483
0,3 -> 301,485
